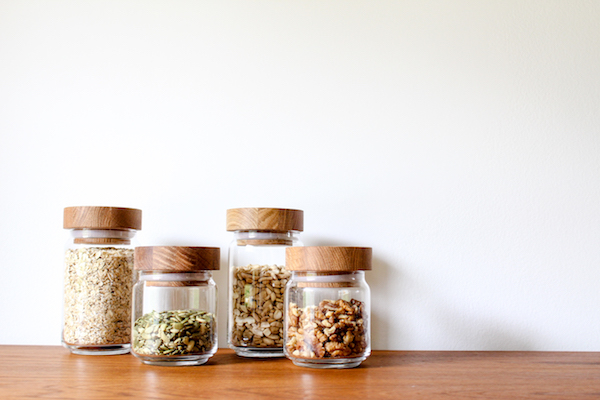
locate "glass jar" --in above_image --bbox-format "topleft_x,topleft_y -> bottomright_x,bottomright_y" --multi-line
284,246 -> 372,369
131,246 -> 220,366
226,207 -> 303,358
62,206 -> 142,355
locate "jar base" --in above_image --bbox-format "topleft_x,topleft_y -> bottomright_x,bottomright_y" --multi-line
133,353 -> 214,366
231,346 -> 284,358
63,342 -> 130,356
289,356 -> 367,369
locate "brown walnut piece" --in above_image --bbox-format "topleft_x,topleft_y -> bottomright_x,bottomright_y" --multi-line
286,298 -> 367,359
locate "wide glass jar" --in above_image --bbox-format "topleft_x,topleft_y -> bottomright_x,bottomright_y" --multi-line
62,206 -> 142,355
131,246 -> 220,366
284,246 -> 372,369
226,207 -> 303,358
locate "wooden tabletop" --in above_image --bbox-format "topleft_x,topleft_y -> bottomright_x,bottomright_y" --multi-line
0,346 -> 598,399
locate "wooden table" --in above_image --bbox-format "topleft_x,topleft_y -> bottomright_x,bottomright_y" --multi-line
0,346 -> 598,399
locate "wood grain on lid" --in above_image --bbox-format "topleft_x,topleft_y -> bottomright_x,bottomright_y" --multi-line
286,246 -> 372,272
63,206 -> 142,230
226,208 -> 303,232
134,246 -> 220,272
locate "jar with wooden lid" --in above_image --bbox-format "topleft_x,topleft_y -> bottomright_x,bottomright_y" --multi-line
62,206 -> 142,355
226,207 -> 304,358
284,246 -> 372,368
131,246 -> 220,366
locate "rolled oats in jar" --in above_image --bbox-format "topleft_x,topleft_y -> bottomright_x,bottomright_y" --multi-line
284,246 -> 372,369
226,207 -> 303,358
62,206 -> 142,355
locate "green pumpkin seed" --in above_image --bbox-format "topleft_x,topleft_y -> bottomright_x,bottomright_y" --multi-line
132,309 -> 214,356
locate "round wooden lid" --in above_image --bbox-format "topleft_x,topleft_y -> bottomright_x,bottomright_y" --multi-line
64,206 -> 142,230
286,246 -> 372,272
134,246 -> 220,272
226,208 -> 304,232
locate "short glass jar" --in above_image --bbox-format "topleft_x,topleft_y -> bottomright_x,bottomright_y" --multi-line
131,246 -> 220,366
226,207 -> 303,358
284,246 -> 372,369
62,206 -> 142,355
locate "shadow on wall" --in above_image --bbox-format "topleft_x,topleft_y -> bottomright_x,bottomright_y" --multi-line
407,272 -> 536,351
296,237 -> 534,350
429,296 -> 535,351
367,255 -> 398,351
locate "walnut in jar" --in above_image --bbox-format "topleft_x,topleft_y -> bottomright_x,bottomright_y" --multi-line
284,246 -> 372,368
286,299 -> 367,359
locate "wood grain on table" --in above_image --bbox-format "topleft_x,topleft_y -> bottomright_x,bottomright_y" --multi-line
0,346 -> 598,399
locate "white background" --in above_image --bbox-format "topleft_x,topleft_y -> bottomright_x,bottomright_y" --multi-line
1,1 -> 599,351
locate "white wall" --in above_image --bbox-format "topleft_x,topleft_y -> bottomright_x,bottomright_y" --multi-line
0,0 -> 598,351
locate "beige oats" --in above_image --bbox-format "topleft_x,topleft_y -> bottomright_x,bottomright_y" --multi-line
63,247 -> 133,346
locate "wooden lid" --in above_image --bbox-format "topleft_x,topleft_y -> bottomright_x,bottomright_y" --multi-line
134,246 -> 220,272
64,206 -> 142,230
286,246 -> 372,272
226,208 -> 303,232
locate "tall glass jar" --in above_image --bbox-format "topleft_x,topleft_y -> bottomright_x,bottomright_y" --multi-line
226,207 -> 303,358
62,206 -> 142,355
131,246 -> 220,366
284,246 -> 372,369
